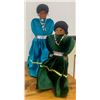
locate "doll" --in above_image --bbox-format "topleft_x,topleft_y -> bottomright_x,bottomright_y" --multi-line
27,4 -> 54,77
37,21 -> 75,97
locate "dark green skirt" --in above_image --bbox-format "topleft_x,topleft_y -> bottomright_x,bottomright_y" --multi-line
37,55 -> 69,97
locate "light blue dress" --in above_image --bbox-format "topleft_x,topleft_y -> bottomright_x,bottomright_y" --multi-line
27,18 -> 54,77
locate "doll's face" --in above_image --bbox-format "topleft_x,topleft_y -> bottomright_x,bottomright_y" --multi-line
55,27 -> 65,35
38,10 -> 47,19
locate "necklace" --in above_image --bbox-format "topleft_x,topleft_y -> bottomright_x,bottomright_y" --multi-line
54,34 -> 65,46
40,18 -> 46,31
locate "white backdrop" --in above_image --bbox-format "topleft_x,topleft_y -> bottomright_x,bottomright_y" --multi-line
25,2 -> 75,61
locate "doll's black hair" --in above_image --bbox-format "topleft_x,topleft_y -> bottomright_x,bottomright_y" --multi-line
36,4 -> 49,14
54,21 -> 68,34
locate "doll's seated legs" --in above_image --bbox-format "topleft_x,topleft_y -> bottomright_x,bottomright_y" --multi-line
48,72 -> 62,97
48,72 -> 69,97
60,76 -> 69,97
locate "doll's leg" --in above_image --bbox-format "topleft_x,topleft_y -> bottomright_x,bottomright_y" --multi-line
53,76 -> 69,97
37,68 -> 53,90
48,72 -> 61,97
48,73 -> 68,97
59,61 -> 69,97
60,77 -> 69,97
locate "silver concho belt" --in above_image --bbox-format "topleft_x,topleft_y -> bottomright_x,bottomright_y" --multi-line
53,51 -> 63,56
36,35 -> 47,39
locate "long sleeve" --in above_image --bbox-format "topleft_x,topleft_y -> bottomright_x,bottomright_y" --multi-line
44,19 -> 54,35
31,19 -> 37,36
64,37 -> 75,56
46,36 -> 53,53
31,18 -> 44,35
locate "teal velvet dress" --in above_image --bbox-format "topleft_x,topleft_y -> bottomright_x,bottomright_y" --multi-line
37,34 -> 75,97
27,18 -> 54,77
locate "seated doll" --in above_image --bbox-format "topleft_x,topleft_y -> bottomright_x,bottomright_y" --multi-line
37,21 -> 75,97
27,4 -> 54,77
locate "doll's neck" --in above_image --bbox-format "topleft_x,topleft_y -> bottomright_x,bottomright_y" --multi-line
40,18 -> 46,21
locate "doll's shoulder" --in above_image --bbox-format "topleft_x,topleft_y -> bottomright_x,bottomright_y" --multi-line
65,36 -> 75,49
60,35 -> 75,50
65,36 -> 75,43
64,36 -> 75,52
31,18 -> 39,23
47,18 -> 54,24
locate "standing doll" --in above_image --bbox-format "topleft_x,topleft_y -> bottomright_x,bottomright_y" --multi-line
27,4 -> 54,77
37,21 -> 75,97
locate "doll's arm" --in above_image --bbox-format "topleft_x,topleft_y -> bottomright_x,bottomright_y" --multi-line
31,19 -> 37,36
45,19 -> 54,35
46,36 -> 53,54
64,37 -> 75,56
